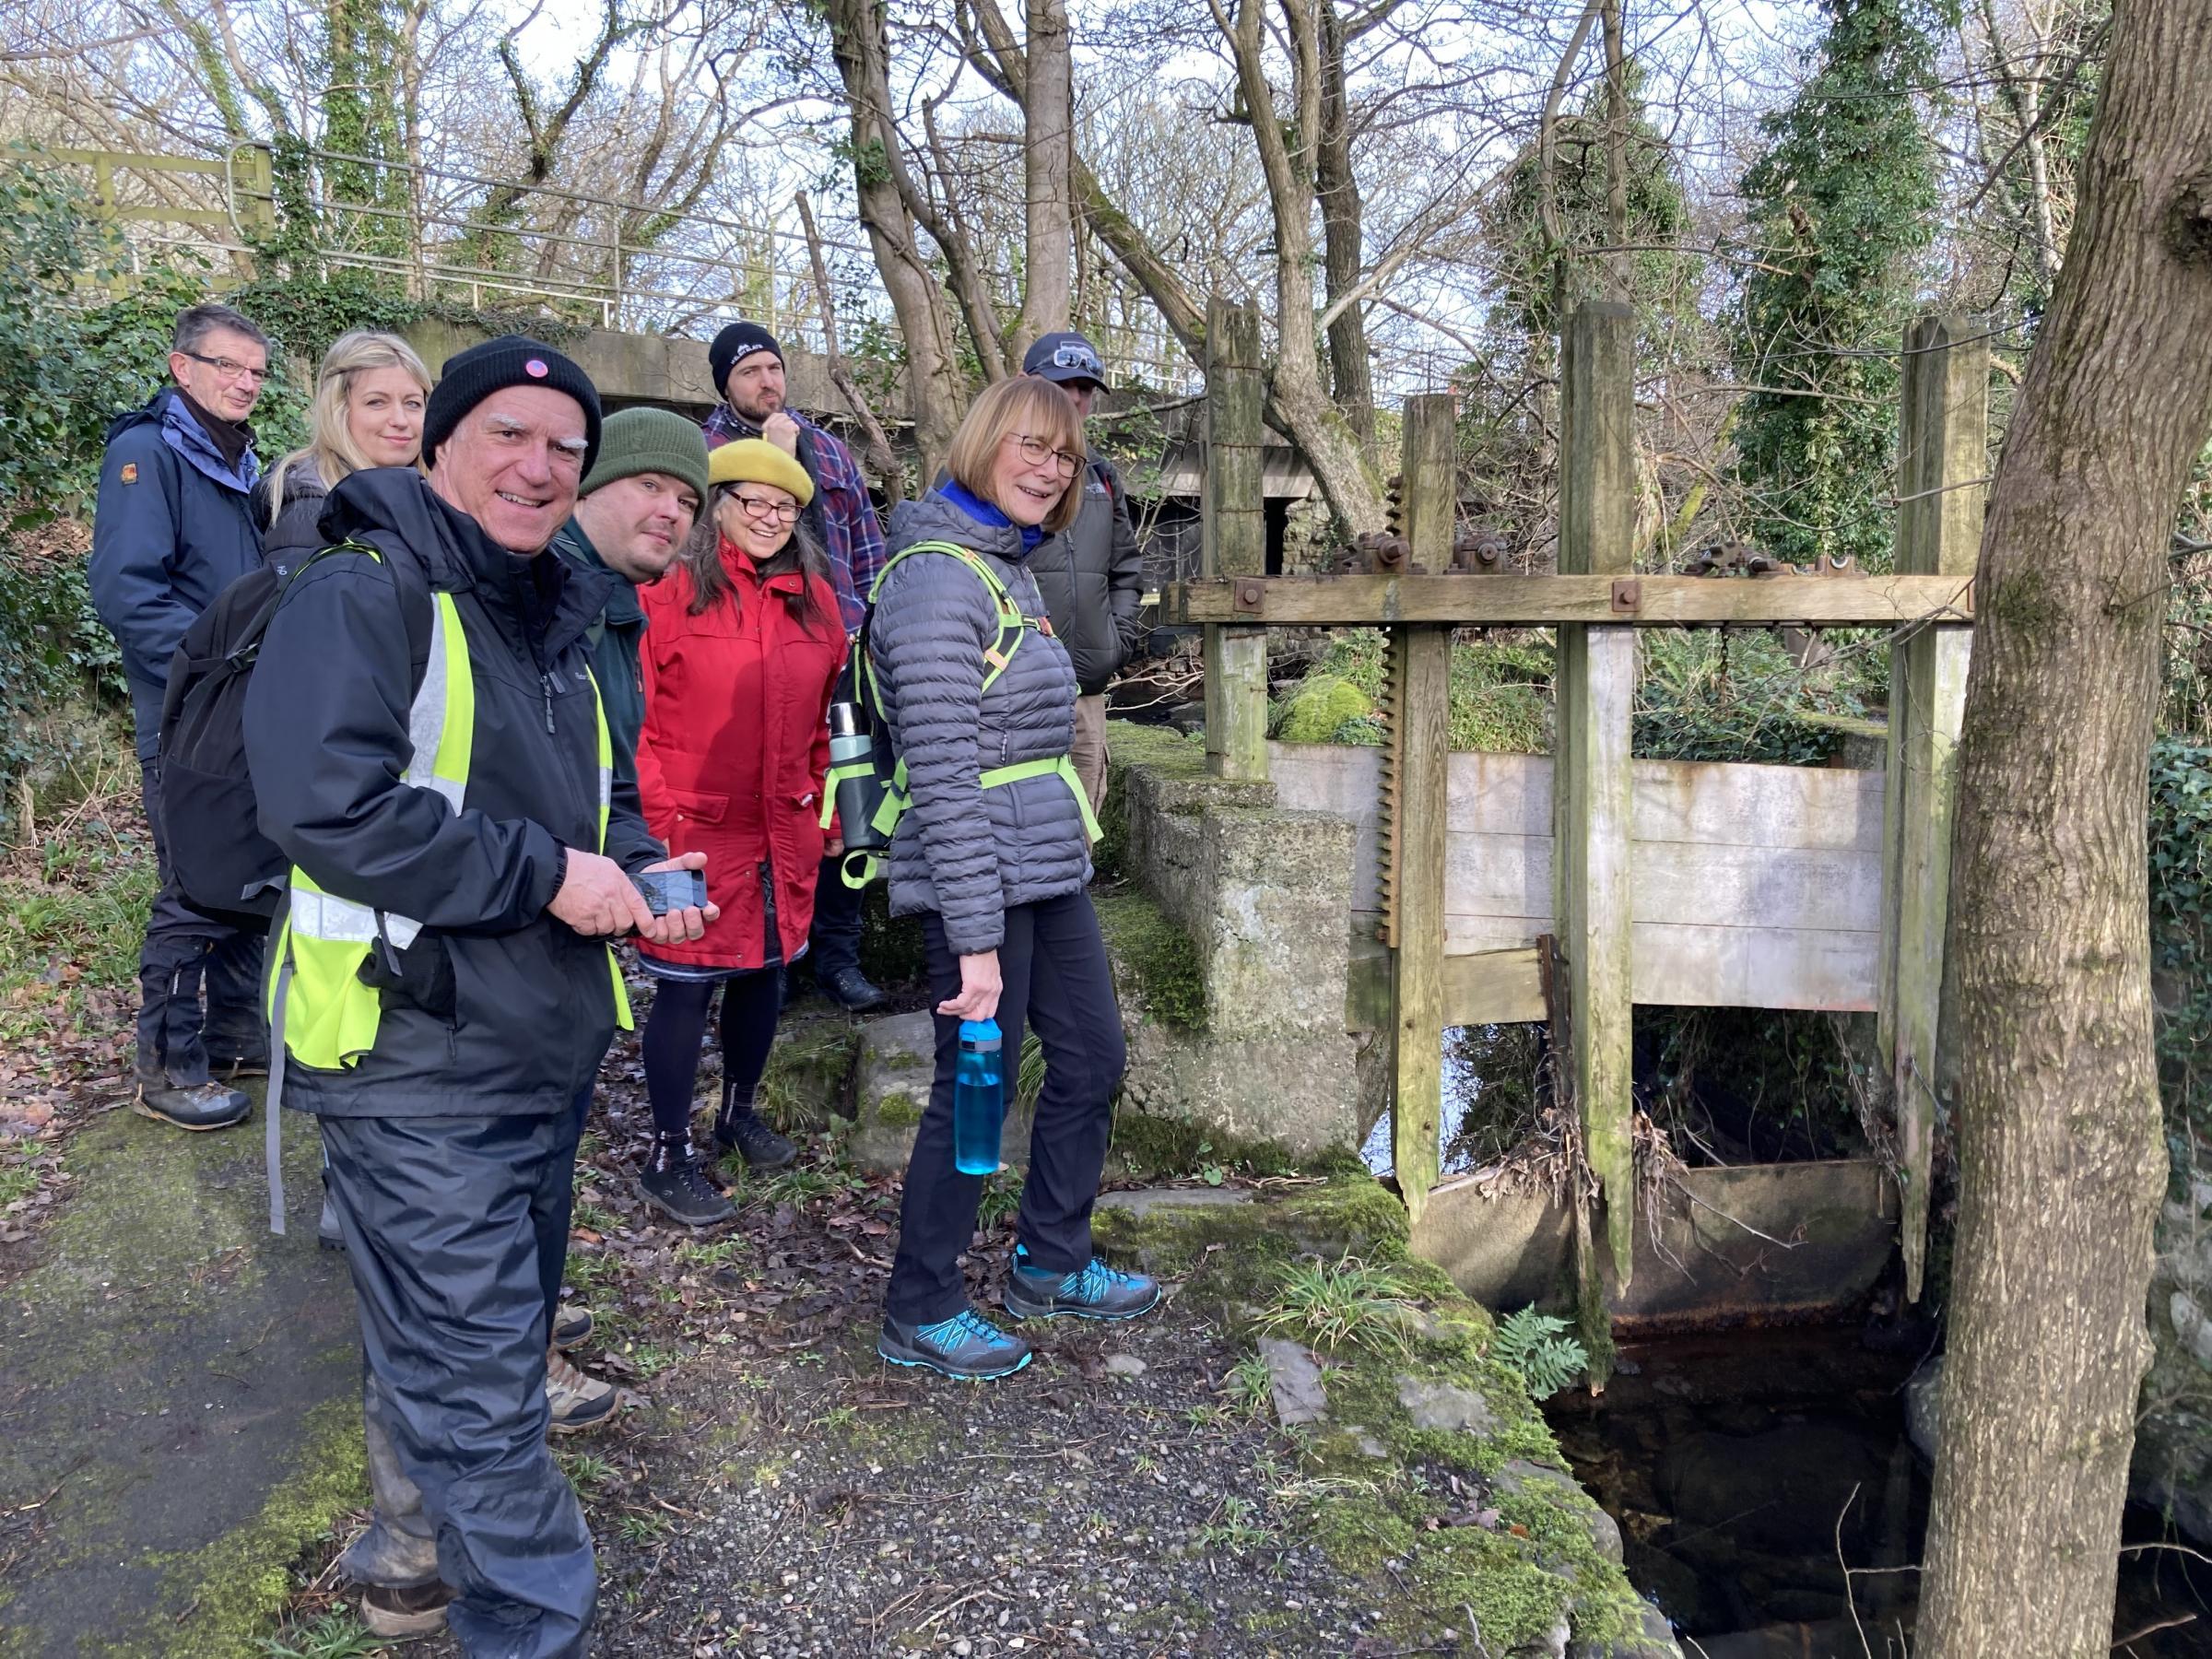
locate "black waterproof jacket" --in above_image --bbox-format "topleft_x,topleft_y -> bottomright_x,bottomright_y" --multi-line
1028,452 -> 1144,695
550,518 -> 647,796
253,464 -> 329,575
242,467 -> 665,1118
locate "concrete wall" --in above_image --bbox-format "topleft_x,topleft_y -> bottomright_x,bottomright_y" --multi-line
399,318 -> 845,418
1415,1159 -> 1899,1329
1105,726 -> 1366,1159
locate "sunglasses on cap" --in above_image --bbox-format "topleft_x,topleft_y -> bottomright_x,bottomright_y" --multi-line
1051,342 -> 1105,380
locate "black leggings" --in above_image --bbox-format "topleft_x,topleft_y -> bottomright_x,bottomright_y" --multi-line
640,970 -> 785,1143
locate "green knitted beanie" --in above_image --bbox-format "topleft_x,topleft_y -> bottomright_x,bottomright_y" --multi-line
580,407 -> 710,502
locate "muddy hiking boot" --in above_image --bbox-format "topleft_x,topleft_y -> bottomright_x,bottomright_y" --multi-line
131,1072 -> 251,1133
545,1347 -> 618,1434
637,1137 -> 736,1228
712,1096 -> 795,1171
1004,1248 -> 1161,1323
877,1307 -> 1033,1382
359,1580 -> 455,1638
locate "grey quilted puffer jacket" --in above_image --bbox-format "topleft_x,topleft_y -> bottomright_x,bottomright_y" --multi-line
871,493 -> 1090,955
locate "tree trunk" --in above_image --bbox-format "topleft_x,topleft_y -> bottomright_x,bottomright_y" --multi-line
823,0 -> 968,477
1315,0 -> 1373,452
1916,0 -> 2212,1651
1010,0 -> 1072,359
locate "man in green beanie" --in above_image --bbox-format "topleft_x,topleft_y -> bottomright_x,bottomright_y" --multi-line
553,407 -> 709,792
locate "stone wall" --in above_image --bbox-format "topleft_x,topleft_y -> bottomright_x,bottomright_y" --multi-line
1101,722 -> 1365,1162
2137,1175 -> 2212,1541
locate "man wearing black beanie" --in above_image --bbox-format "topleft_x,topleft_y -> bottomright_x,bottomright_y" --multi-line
242,334 -> 717,1653
703,317 -> 891,1012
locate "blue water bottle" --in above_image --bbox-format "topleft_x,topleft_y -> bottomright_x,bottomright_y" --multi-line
952,1018 -> 1005,1175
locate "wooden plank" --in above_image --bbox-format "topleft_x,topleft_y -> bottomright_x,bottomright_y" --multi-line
1172,571 -> 1973,627
1201,298 -> 1268,782
1444,947 -> 1547,1024
1631,923 -> 1879,1011
1635,841 -> 1882,933
1387,395 -> 1459,1223
1390,625 -> 1453,1222
1632,760 -> 1885,853
1557,300 -> 1638,1303
1879,315 -> 1985,1304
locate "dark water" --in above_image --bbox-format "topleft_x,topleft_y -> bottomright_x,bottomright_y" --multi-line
1544,1328 -> 2212,1658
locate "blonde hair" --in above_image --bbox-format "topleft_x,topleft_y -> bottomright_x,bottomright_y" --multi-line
945,377 -> 1085,535
266,331 -> 433,519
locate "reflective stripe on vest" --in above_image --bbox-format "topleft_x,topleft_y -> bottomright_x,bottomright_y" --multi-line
270,590 -> 633,1074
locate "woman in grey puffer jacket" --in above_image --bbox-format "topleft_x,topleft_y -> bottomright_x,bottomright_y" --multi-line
870,377 -> 1159,1381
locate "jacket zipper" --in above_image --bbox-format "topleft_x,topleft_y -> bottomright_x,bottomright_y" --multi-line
540,671 -> 556,735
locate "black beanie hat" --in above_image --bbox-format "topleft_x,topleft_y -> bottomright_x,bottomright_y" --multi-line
709,321 -> 783,397
422,335 -> 603,474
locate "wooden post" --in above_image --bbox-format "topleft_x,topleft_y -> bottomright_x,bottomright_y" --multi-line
1879,314 -> 1986,1303
1554,300 -> 1638,1304
1388,394 -> 1455,1223
232,144 -> 276,241
1202,298 -> 1268,782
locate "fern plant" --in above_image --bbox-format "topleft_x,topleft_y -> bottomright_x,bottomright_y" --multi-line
1491,1306 -> 1588,1400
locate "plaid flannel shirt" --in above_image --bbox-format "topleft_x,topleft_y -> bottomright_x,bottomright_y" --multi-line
702,404 -> 886,633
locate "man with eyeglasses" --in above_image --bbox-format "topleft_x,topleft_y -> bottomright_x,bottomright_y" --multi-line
1020,332 -> 1147,813
703,319 -> 889,1012
90,302 -> 276,1132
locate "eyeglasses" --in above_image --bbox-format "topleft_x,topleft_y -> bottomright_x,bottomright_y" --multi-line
731,491 -> 800,524
1051,342 -> 1105,380
179,350 -> 269,384
1008,432 -> 1081,479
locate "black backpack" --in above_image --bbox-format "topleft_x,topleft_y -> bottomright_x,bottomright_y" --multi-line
156,542 -> 429,929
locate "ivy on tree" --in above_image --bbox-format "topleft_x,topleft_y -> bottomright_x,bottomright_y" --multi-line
1728,0 -> 1945,570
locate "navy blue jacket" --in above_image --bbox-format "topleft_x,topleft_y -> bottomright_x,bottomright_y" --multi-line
89,389 -> 264,756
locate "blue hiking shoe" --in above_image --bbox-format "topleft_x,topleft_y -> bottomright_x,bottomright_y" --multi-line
877,1307 -> 1034,1381
1003,1247 -> 1161,1323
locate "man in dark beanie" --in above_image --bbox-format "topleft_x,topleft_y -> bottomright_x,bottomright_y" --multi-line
243,335 -> 717,1653
703,317 -> 889,1011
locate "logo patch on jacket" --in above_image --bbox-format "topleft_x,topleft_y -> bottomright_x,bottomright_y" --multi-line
120,463 -> 138,485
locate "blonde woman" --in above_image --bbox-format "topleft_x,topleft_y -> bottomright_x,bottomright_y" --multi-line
256,331 -> 432,568
869,376 -> 1158,1382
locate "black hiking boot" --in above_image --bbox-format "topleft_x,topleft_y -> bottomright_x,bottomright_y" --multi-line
712,1099 -> 795,1171
877,1307 -> 1033,1381
132,1074 -> 251,1133
819,965 -> 886,1013
637,1138 -> 736,1227
1003,1246 -> 1161,1323
206,1047 -> 269,1081
360,1581 -> 455,1638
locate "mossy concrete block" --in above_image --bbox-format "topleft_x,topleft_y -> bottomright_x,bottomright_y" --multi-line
1396,1374 -> 1499,1434
841,1010 -> 1031,1176
1118,1023 -> 1359,1160
2134,1197 -> 2212,1544
1198,806 -> 1357,1037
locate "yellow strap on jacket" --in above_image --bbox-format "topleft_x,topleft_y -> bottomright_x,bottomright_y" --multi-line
268,587 -> 631,1074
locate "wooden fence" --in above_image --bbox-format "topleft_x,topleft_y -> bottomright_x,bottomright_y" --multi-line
1171,300 -> 1988,1336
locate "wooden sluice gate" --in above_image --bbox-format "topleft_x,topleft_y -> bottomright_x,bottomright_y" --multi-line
1169,300 -> 1988,1377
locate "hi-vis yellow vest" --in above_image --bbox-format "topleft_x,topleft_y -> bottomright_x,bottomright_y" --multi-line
265,571 -> 633,1075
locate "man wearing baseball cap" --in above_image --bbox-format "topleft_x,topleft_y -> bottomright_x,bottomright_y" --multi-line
243,335 -> 717,1654
705,318 -> 889,1011
1022,332 -> 1147,811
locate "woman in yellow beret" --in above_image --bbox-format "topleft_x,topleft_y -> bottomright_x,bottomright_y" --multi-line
630,438 -> 847,1224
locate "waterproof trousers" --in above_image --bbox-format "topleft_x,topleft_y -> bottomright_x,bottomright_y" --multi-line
324,1102 -> 594,1659
885,890 -> 1126,1324
135,759 -> 265,1082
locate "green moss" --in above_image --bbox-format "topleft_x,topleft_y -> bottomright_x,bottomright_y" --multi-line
873,1092 -> 923,1129
1092,885 -> 1206,1030
758,1016 -> 862,1132
152,1397 -> 368,1658
1274,674 -> 1375,744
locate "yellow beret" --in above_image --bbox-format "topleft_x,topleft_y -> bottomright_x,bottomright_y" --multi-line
708,438 -> 815,508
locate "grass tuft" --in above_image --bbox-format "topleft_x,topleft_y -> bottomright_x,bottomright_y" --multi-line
1251,1254 -> 1421,1359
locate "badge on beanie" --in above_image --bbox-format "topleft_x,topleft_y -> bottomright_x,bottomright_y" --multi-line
525,359 -> 549,378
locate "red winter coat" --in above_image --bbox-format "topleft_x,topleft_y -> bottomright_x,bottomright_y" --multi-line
635,543 -> 848,972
